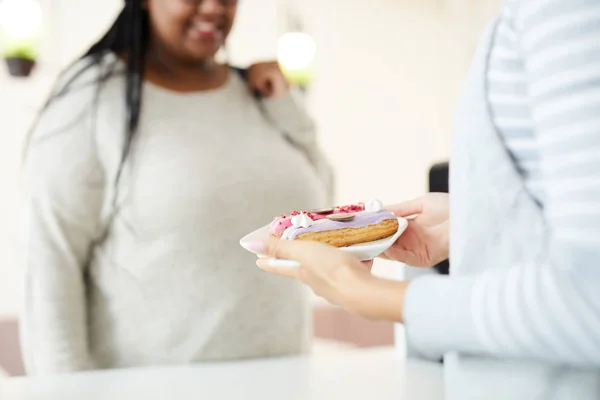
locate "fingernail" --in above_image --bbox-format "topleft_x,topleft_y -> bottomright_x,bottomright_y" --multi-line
247,241 -> 267,254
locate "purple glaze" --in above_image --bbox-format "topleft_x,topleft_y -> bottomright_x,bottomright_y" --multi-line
287,210 -> 396,240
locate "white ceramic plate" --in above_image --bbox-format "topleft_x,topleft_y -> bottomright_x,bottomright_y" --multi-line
239,217 -> 408,268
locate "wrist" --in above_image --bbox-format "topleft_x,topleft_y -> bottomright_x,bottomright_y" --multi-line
443,221 -> 450,259
433,220 -> 450,265
341,273 -> 408,322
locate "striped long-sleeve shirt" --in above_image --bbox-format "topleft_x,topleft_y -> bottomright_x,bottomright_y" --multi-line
404,0 -> 600,366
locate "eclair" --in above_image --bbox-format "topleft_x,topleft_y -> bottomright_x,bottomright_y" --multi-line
269,199 -> 399,247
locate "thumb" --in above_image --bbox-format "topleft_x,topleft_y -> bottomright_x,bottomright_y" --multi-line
254,237 -> 319,279
385,197 -> 424,218
264,235 -> 319,261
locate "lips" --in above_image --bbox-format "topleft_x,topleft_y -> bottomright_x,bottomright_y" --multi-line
188,21 -> 223,41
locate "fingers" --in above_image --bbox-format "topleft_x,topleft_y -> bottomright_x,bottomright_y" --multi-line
254,76 -> 287,98
264,235 -> 324,261
362,260 -> 374,272
247,62 -> 289,98
381,247 -> 407,264
252,78 -> 274,97
254,237 -> 321,280
251,236 -> 348,275
247,236 -> 319,264
256,258 -> 300,279
385,197 -> 424,218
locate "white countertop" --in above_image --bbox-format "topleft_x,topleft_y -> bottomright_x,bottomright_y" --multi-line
0,347 -> 443,400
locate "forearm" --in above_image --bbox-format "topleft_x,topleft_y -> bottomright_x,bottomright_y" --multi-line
261,90 -> 335,203
261,89 -> 315,147
338,251 -> 600,367
20,198 -> 96,375
342,274 -> 407,322
22,268 -> 92,375
403,261 -> 600,367
434,220 -> 450,266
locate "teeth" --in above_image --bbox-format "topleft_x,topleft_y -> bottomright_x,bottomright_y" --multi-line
194,21 -> 217,32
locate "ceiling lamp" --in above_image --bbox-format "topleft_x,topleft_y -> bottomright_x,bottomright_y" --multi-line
277,31 -> 315,88
277,5 -> 315,88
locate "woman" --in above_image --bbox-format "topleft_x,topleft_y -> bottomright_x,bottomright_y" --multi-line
254,0 -> 600,396
20,0 -> 332,375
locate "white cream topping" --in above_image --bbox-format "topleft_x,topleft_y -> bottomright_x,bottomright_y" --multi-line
282,214 -> 326,239
291,213 -> 314,228
365,198 -> 383,213
281,226 -> 295,240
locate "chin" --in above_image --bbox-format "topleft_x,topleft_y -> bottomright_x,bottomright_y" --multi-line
185,46 -> 221,63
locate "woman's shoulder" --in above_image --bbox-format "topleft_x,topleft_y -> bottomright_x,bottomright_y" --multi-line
23,53 -> 127,180
51,52 -> 124,105
32,53 -> 123,132
25,53 -> 126,163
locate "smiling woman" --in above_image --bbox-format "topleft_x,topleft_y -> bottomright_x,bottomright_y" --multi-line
19,0 -> 333,376
146,0 -> 236,63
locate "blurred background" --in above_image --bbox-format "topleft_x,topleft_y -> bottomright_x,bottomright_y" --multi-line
0,0 -> 500,376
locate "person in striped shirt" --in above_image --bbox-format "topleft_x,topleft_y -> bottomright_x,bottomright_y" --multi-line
251,0 -> 600,372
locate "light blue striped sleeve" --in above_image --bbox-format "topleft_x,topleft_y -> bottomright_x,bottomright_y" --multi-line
402,0 -> 600,366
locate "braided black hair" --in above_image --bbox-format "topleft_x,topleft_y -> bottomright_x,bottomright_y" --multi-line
24,0 -> 148,238
90,0 -> 148,222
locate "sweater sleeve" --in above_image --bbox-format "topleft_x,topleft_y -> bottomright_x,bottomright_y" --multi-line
403,0 -> 600,367
19,78 -> 105,375
260,89 -> 335,204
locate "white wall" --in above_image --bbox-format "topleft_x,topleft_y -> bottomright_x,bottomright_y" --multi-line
0,0 -> 499,318
281,0 -> 499,281
0,0 -> 123,318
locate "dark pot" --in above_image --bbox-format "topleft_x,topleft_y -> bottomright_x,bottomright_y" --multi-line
4,57 -> 36,77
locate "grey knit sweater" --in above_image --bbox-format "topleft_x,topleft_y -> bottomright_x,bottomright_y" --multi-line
19,54 -> 333,375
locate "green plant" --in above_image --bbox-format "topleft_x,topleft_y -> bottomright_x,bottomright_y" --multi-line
0,26 -> 40,61
2,44 -> 36,60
